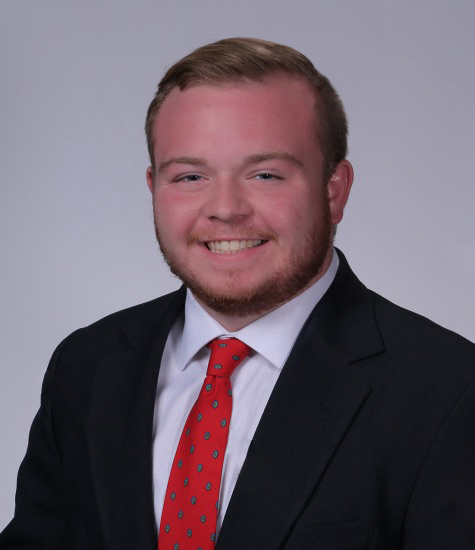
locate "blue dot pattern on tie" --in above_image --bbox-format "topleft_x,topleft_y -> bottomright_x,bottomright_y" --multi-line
158,337 -> 250,549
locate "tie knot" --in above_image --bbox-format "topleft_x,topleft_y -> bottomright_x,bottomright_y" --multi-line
206,337 -> 250,378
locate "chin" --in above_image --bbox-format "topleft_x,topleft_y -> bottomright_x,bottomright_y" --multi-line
155,202 -> 333,319
169,259 -> 327,318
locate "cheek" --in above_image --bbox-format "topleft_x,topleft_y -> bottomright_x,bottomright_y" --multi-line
154,192 -> 194,233
258,194 -> 311,234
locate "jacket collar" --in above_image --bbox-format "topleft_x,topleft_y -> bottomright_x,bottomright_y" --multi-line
88,250 -> 384,548
216,249 -> 384,549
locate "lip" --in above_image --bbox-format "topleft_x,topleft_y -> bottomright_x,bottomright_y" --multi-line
198,238 -> 267,243
198,239 -> 270,258
205,239 -> 265,253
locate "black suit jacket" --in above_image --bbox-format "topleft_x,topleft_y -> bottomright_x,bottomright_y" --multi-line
1,251 -> 475,549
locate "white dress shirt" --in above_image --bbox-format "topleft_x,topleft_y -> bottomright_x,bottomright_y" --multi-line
152,250 -> 339,534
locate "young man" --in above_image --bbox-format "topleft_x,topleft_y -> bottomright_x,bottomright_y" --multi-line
1,38 -> 474,550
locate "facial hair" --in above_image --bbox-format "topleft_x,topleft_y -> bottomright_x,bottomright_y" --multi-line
153,193 -> 333,318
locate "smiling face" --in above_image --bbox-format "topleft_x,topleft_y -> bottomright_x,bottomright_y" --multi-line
147,74 -> 353,329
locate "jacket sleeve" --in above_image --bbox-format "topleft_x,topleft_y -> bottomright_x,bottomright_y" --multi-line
403,378 -> 475,549
0,334 -> 76,549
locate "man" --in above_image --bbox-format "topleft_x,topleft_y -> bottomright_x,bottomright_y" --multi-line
1,37 -> 474,549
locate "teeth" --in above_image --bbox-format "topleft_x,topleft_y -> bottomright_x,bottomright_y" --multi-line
207,239 -> 263,254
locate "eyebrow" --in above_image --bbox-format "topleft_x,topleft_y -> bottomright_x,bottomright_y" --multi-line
157,151 -> 304,172
158,156 -> 207,172
245,152 -> 304,168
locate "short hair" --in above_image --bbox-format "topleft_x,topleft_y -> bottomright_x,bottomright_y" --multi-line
145,37 -> 348,182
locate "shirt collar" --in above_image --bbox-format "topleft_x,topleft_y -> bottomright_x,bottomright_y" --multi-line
176,249 -> 339,371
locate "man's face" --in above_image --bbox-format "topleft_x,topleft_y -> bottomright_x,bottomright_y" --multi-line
147,74 -> 351,319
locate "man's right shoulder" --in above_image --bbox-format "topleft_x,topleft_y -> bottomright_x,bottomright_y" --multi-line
52,287 -> 186,366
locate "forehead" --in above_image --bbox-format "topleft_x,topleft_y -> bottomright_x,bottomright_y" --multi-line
151,75 -> 319,161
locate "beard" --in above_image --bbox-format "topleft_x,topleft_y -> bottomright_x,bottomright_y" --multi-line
153,195 -> 333,319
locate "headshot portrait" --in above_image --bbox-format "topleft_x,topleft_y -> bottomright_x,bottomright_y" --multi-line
1,2 -> 474,549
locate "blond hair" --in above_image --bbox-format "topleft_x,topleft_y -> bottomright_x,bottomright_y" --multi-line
145,37 -> 348,182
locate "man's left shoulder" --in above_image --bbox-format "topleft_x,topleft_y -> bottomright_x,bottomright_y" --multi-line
371,289 -> 475,370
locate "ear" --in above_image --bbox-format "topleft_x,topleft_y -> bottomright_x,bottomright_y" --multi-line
146,166 -> 154,193
327,159 -> 354,225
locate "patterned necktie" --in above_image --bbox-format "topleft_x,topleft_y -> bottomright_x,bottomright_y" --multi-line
158,337 -> 250,550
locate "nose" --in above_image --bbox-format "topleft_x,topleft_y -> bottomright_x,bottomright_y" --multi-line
201,177 -> 253,222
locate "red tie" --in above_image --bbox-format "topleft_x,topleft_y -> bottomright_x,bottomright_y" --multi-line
158,337 -> 250,550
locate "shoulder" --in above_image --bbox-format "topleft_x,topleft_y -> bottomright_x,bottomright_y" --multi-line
50,287 -> 186,368
371,289 -> 474,353
369,290 -> 475,384
334,249 -> 474,364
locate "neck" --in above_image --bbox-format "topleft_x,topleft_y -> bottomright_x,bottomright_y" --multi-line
194,301 -> 266,332
195,250 -> 333,332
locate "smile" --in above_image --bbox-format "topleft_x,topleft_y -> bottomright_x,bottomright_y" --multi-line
205,239 -> 265,254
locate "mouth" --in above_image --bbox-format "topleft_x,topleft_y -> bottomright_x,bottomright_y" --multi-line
204,239 -> 267,254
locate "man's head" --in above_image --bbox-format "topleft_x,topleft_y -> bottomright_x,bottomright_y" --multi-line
145,37 -> 348,185
145,38 -> 353,329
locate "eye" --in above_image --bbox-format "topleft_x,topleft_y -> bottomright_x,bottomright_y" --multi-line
176,174 -> 204,183
254,172 -> 282,181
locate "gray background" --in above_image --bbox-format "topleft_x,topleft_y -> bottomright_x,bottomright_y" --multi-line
1,0 -> 474,528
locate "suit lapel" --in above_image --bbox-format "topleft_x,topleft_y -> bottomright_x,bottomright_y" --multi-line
80,251 -> 383,548
217,251 -> 384,549
86,288 -> 186,548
